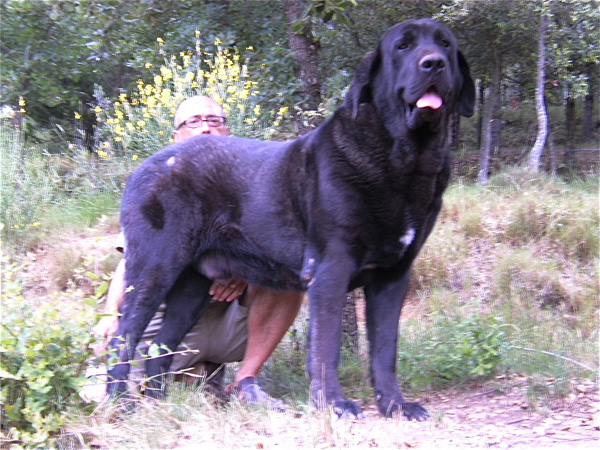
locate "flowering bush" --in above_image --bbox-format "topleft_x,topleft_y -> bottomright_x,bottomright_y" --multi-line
95,34 -> 290,160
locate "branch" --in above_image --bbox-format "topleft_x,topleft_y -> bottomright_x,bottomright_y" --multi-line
509,345 -> 597,372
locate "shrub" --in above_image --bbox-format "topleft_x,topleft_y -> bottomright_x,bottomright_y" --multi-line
1,122 -> 124,253
0,257 -> 99,448
397,314 -> 509,391
94,34 -> 291,160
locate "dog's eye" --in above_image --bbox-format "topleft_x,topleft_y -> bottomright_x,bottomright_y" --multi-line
440,39 -> 451,48
397,42 -> 409,50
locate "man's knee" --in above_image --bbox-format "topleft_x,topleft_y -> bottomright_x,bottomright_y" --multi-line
244,285 -> 304,308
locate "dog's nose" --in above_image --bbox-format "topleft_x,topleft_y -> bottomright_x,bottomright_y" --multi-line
419,55 -> 446,73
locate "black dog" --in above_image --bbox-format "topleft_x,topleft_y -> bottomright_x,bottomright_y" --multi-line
107,18 -> 475,420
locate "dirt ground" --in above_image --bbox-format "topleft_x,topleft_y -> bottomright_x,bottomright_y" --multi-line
381,376 -> 600,449
162,375 -> 599,450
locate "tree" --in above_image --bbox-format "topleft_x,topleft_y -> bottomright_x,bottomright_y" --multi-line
548,0 -> 600,146
286,0 -> 324,134
528,9 -> 549,173
438,0 -> 538,183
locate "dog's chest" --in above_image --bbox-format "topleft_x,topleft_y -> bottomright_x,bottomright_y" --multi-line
361,225 -> 415,269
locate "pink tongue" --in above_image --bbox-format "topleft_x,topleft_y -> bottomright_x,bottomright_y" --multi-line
416,93 -> 442,110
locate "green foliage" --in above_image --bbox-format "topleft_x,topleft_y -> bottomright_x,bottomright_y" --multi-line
0,257 -> 99,448
0,123 -> 60,252
397,314 -> 510,391
1,122 -> 123,253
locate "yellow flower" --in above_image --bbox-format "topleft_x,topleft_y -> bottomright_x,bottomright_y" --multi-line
136,120 -> 146,128
97,150 -> 108,159
132,155 -> 139,161
115,136 -> 122,142
74,112 -> 82,120
30,222 -> 41,227
94,106 -> 103,114
119,93 -> 128,102
254,105 -> 261,116
157,37 -> 165,45
145,63 -> 153,69
18,96 -> 26,107
160,67 -> 173,80
154,75 -> 163,85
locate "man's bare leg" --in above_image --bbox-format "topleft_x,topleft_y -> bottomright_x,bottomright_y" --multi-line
232,286 -> 304,408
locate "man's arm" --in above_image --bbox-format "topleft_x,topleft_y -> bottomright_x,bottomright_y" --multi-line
92,259 -> 126,355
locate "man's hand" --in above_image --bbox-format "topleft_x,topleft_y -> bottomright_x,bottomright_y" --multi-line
210,279 -> 247,302
92,314 -> 120,356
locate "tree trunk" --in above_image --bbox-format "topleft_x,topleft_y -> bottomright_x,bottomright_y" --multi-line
447,111 -> 460,152
477,80 -> 484,150
564,84 -> 577,167
341,290 -> 361,352
528,13 -> 548,173
565,84 -> 576,143
478,48 -> 501,184
583,66 -> 596,143
285,0 -> 323,135
583,90 -> 594,143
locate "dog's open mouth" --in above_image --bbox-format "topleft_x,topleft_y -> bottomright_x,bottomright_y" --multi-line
405,88 -> 444,129
416,91 -> 443,110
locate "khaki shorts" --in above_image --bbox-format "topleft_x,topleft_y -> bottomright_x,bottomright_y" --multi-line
131,300 -> 248,378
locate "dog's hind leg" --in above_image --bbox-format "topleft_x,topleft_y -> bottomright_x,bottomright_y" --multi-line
106,255 -> 191,398
364,271 -> 429,421
143,267 -> 213,397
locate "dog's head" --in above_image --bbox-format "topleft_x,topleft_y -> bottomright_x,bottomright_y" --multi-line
346,19 -> 475,134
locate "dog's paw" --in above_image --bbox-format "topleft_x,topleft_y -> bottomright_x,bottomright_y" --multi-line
401,402 -> 429,421
377,396 -> 429,421
333,399 -> 365,419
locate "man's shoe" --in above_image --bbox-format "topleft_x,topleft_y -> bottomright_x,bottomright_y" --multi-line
228,377 -> 287,412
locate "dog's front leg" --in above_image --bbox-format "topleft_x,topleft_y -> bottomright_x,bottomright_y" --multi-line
364,271 -> 429,421
306,253 -> 363,418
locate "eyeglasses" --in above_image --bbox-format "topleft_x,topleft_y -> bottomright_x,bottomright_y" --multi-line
179,116 -> 226,129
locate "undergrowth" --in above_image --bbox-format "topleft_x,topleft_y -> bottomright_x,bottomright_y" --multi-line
0,258 -> 102,449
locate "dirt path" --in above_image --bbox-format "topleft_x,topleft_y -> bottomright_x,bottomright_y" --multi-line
161,376 -> 599,450
398,376 -> 600,449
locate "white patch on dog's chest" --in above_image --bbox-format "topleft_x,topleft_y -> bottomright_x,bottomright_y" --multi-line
399,228 -> 415,248
166,156 -> 176,166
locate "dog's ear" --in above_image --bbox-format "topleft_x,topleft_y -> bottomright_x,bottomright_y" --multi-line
457,51 -> 475,117
345,48 -> 381,119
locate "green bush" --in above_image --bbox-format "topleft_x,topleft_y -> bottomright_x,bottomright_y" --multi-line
397,314 -> 509,391
0,257 -> 99,448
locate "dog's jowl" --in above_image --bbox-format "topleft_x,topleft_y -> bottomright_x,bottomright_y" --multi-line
108,18 -> 475,421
